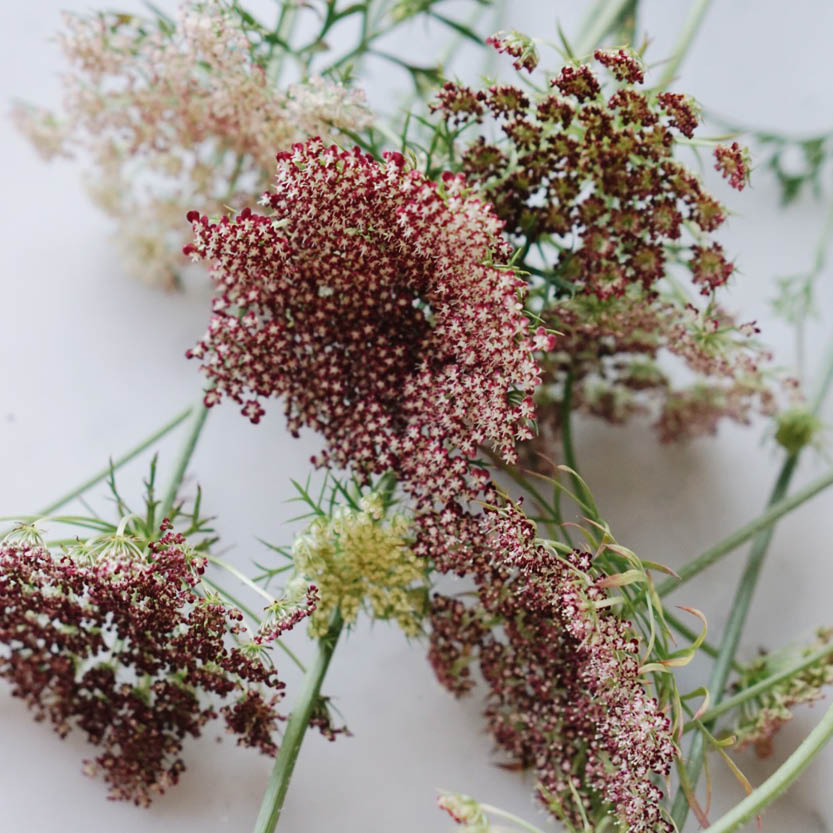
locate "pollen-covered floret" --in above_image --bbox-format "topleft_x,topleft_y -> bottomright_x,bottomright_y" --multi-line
291,491 -> 427,636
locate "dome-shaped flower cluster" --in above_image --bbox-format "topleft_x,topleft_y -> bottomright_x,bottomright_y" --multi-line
0,528 -> 289,805
428,503 -> 676,833
186,137 -> 554,506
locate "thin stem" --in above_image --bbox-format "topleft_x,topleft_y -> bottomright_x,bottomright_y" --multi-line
561,373 -> 601,524
671,454 -> 797,827
699,696 -> 833,833
480,803 -> 547,833
252,611 -> 344,833
158,403 -> 210,523
657,467 -> 833,596
655,0 -> 714,90
573,0 -> 633,58
672,331 -> 833,827
206,554 -> 276,604
682,640 -> 833,734
38,405 -> 193,515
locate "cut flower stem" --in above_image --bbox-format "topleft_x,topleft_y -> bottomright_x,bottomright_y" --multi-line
252,610 -> 344,833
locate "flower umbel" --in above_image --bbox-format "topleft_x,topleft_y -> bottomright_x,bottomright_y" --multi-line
186,138 -> 554,506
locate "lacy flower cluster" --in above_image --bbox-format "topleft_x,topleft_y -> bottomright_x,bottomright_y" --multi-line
729,628 -> 833,758
432,42 -> 780,443
428,503 -> 676,833
290,491 -> 427,637
12,0 -> 371,287
186,137 -> 554,507
0,526 -> 294,805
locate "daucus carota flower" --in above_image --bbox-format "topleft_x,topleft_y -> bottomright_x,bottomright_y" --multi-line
428,502 -> 677,833
290,491 -> 427,636
12,1 -> 371,288
186,137 -> 554,506
729,629 -> 833,758
0,528 -> 289,805
714,141 -> 751,191
485,30 -> 539,73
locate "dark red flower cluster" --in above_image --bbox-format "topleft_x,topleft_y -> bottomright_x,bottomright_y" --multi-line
428,503 -> 676,833
186,138 -> 554,507
0,532 -> 287,805
434,54 -> 731,301
485,30 -> 539,73
594,48 -> 645,84
714,141 -> 750,191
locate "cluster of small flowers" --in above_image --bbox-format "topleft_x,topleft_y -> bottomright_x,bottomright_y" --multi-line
186,137 -> 554,507
714,141 -> 751,191
485,30 -> 539,73
730,629 -> 833,758
254,576 -> 320,645
12,1 -> 371,287
531,296 -> 780,443
290,491 -> 426,637
431,40 -> 780,443
433,46 -> 729,300
428,503 -> 676,833
0,526 -> 288,805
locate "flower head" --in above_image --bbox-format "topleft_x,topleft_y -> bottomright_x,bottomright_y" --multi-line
486,30 -> 539,73
714,142 -> 751,191
428,502 -> 677,833
186,138 -> 553,506
0,530 -> 286,804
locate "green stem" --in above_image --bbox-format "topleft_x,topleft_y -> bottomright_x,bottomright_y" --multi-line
672,330 -> 833,827
655,0 -> 714,90
480,803 -> 547,833
252,611 -> 344,833
664,610 -> 741,670
38,405 -> 193,515
699,696 -> 833,833
573,0 -> 633,57
682,640 -> 833,734
158,403 -> 210,524
657,467 -> 833,596
561,373 -> 601,524
671,454 -> 798,827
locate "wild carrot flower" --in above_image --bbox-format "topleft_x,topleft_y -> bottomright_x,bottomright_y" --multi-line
485,30 -> 539,73
428,502 -> 677,833
714,142 -> 751,191
290,491 -> 427,637
730,629 -> 833,758
0,527 -> 291,805
186,138 -> 554,506
12,1 -> 371,287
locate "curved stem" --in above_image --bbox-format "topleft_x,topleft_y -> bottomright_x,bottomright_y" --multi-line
158,402 -> 210,523
657,467 -> 833,596
573,0 -> 633,58
655,0 -> 714,90
38,405 -> 193,515
252,611 -> 344,833
672,331 -> 833,828
700,696 -> 833,833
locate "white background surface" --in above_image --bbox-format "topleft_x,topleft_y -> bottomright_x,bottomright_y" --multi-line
2,1 -> 833,831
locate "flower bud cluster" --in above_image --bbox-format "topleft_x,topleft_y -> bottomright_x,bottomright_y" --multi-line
0,530 -> 287,805
428,502 -> 676,833
186,138 -> 554,506
434,46 -> 727,300
13,1 -> 371,287
291,491 -> 427,636
730,628 -> 833,757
